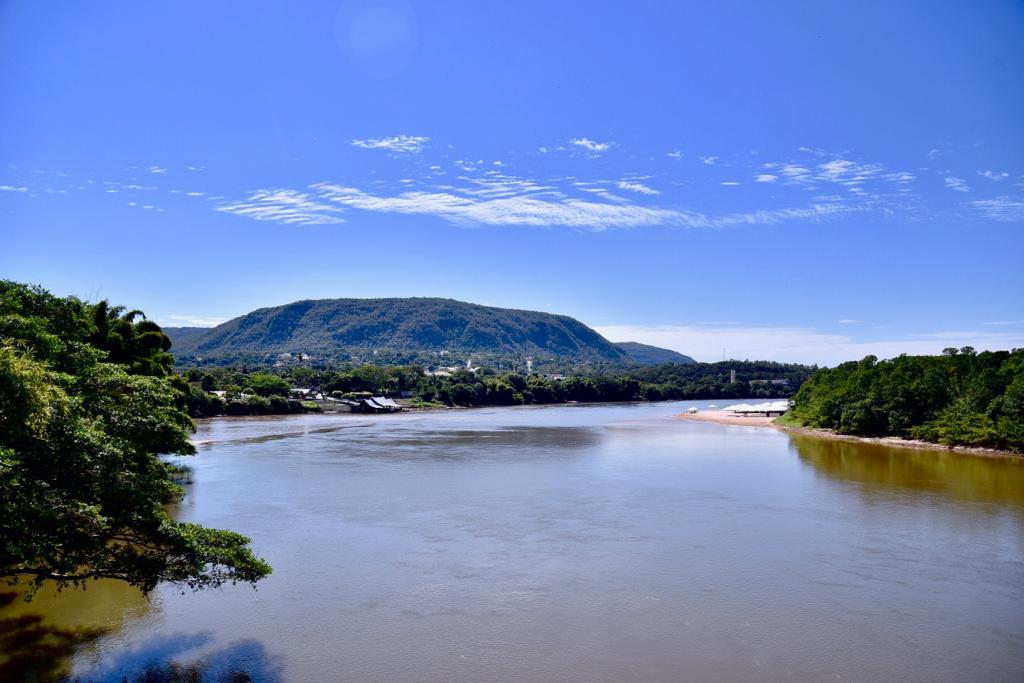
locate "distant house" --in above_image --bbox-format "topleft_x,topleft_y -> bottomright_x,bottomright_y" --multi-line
351,396 -> 403,413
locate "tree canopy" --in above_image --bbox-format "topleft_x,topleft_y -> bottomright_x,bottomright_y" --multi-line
0,281 -> 271,596
788,347 -> 1024,451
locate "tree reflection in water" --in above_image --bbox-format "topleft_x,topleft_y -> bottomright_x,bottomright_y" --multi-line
789,433 -> 1024,506
0,591 -> 107,682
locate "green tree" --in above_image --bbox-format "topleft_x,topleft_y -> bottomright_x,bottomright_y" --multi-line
244,373 -> 292,397
0,281 -> 271,596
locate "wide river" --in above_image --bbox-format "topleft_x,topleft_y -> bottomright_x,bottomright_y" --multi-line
4,401 -> 1024,682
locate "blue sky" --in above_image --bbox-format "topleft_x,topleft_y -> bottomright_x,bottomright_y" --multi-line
1,0 -> 1022,364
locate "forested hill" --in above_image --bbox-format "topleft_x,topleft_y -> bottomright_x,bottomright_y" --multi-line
614,342 -> 696,365
166,298 -> 628,365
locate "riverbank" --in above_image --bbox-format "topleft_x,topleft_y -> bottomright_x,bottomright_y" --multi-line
676,410 -> 778,428
677,410 -> 1022,458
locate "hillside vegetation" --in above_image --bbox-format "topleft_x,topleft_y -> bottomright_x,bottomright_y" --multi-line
787,347 -> 1024,451
168,298 -> 628,366
614,341 -> 696,365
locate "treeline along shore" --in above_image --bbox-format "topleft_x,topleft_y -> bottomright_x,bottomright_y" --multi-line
182,360 -> 810,417
781,348 -> 1024,453
683,348 -> 1024,454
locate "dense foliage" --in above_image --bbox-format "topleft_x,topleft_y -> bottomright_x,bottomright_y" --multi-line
165,297 -> 627,366
0,281 -> 271,595
788,348 -> 1024,451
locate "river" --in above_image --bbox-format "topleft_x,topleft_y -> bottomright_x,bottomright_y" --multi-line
3,401 -> 1023,682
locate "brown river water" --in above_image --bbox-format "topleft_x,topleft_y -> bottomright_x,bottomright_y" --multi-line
3,401 -> 1023,682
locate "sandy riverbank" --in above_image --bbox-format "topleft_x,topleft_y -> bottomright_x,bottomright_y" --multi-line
677,410 -> 1021,458
677,411 -> 778,428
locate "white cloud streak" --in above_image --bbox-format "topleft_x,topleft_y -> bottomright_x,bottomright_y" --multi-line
216,189 -> 345,225
308,182 -> 848,230
351,135 -> 430,153
944,177 -> 970,192
160,314 -> 228,327
969,197 -> 1024,222
616,180 -> 659,195
569,138 -> 611,153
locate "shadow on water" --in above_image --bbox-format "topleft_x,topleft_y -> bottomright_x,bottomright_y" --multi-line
196,422 -> 374,448
789,433 -> 1024,506
343,425 -> 603,461
0,591 -> 108,683
66,634 -> 283,683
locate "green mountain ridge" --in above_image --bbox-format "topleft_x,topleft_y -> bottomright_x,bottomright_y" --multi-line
613,342 -> 696,365
165,297 -> 665,366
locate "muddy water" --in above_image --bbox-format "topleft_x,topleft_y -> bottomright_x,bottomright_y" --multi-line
5,402 -> 1023,681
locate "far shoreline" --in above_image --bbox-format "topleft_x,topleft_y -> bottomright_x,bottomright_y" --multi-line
677,410 -> 1023,459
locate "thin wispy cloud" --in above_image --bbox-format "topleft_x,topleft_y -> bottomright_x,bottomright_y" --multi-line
569,137 -> 611,153
969,197 -> 1024,222
758,156 -> 914,196
884,172 -> 915,184
979,170 -> 1009,181
944,177 -> 970,192
216,189 -> 344,225
616,180 -> 659,195
19,142 -> 1018,234
148,166 -> 167,174
984,320 -> 1024,326
306,181 -> 847,230
351,135 -> 430,153
161,314 -> 228,327
666,150 -> 683,159
312,182 -> 679,228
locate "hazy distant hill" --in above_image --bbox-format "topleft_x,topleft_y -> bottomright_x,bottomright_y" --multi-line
161,326 -> 209,350
165,298 -> 627,364
613,342 -> 696,365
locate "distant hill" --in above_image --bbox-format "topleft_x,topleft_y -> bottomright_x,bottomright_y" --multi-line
614,341 -> 696,365
166,297 -> 627,365
162,326 -> 210,350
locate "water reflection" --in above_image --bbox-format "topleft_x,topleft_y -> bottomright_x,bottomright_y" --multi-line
343,426 -> 602,460
0,580 -> 147,682
789,433 -> 1024,506
72,635 -> 282,683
